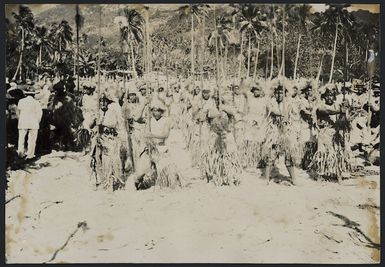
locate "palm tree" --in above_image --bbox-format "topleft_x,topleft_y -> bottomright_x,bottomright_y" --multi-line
51,20 -> 73,63
178,4 -> 209,78
114,8 -> 144,78
33,26 -> 53,78
121,8 -> 144,77
289,4 -> 312,79
208,15 -> 232,79
12,5 -> 35,81
236,4 -> 268,79
75,4 -> 84,91
257,4 -> 278,80
312,4 -> 354,83
354,21 -> 378,77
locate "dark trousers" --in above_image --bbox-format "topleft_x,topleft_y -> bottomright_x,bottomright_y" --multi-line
36,109 -> 52,155
6,118 -> 18,145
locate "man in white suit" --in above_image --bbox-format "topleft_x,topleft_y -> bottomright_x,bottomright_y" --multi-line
17,86 -> 43,159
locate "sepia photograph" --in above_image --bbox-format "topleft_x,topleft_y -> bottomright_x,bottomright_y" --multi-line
4,2 -> 381,263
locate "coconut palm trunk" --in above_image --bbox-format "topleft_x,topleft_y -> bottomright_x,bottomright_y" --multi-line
279,7 -> 285,77
145,8 -> 150,75
191,12 -> 194,78
75,4 -> 81,92
97,8 -> 101,89
293,34 -> 301,80
365,40 -> 368,75
39,45 -> 42,67
329,19 -> 339,83
200,16 -> 205,88
247,33 -> 251,78
214,6 -> 219,100
224,44 -> 228,78
238,32 -> 244,80
269,35 -> 274,80
130,40 -> 137,79
13,27 -> 24,81
220,45 -> 224,79
265,51 -> 268,79
253,40 -> 260,80
316,54 -> 324,81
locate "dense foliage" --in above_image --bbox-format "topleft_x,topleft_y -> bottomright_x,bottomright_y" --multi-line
6,4 -> 379,82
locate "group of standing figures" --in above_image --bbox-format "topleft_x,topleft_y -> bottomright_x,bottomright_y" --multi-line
81,75 -> 379,191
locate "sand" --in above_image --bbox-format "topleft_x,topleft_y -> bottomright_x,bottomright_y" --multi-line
5,129 -> 380,263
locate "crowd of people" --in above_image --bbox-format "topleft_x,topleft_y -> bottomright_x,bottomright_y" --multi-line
6,72 -> 380,191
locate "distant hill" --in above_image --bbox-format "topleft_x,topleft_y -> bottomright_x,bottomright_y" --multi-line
27,4 -> 380,52
33,4 -> 182,49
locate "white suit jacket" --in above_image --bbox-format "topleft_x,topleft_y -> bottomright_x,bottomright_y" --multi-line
17,96 -> 43,130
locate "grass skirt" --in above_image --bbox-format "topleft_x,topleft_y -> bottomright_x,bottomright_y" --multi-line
260,120 -> 300,165
200,132 -> 242,186
95,134 -> 123,191
238,140 -> 262,168
308,127 -> 352,178
136,142 -> 182,190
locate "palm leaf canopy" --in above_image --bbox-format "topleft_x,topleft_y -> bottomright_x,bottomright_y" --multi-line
12,5 -> 35,31
120,8 -> 145,44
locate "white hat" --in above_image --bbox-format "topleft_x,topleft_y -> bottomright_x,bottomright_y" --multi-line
8,82 -> 17,91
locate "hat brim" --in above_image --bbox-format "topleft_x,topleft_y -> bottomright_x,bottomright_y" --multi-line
250,87 -> 262,92
151,107 -> 166,112
23,91 -> 39,95
7,88 -> 24,97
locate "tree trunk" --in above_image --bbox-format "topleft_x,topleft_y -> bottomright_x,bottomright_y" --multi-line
253,40 -> 260,80
130,40 -> 136,79
269,35 -> 274,80
238,32 -> 244,80
97,6 -> 102,104
39,45 -> 42,67
276,36 -> 280,74
265,51 -> 268,79
191,13 -> 194,78
219,44 -> 224,79
316,54 -> 324,81
76,27 -> 80,91
215,36 -> 219,80
345,37 -> 348,81
145,9 -> 150,75
224,44 -> 228,78
247,33 -> 251,78
201,16 -> 205,88
329,21 -> 339,83
13,54 -> 22,81
279,7 -> 285,77
365,40 -> 368,76
13,28 -> 25,81
214,6 -> 219,94
59,41 -> 62,63
293,34 -> 301,80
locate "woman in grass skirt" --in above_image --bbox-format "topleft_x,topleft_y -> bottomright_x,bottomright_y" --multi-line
91,90 -> 127,191
261,78 -> 298,185
200,90 -> 243,186
308,83 -> 352,183
296,79 -> 319,170
242,80 -> 268,169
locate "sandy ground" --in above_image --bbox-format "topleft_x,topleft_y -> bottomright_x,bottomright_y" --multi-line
5,129 -> 380,263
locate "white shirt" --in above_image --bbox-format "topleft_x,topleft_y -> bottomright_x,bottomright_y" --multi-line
17,96 -> 43,129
